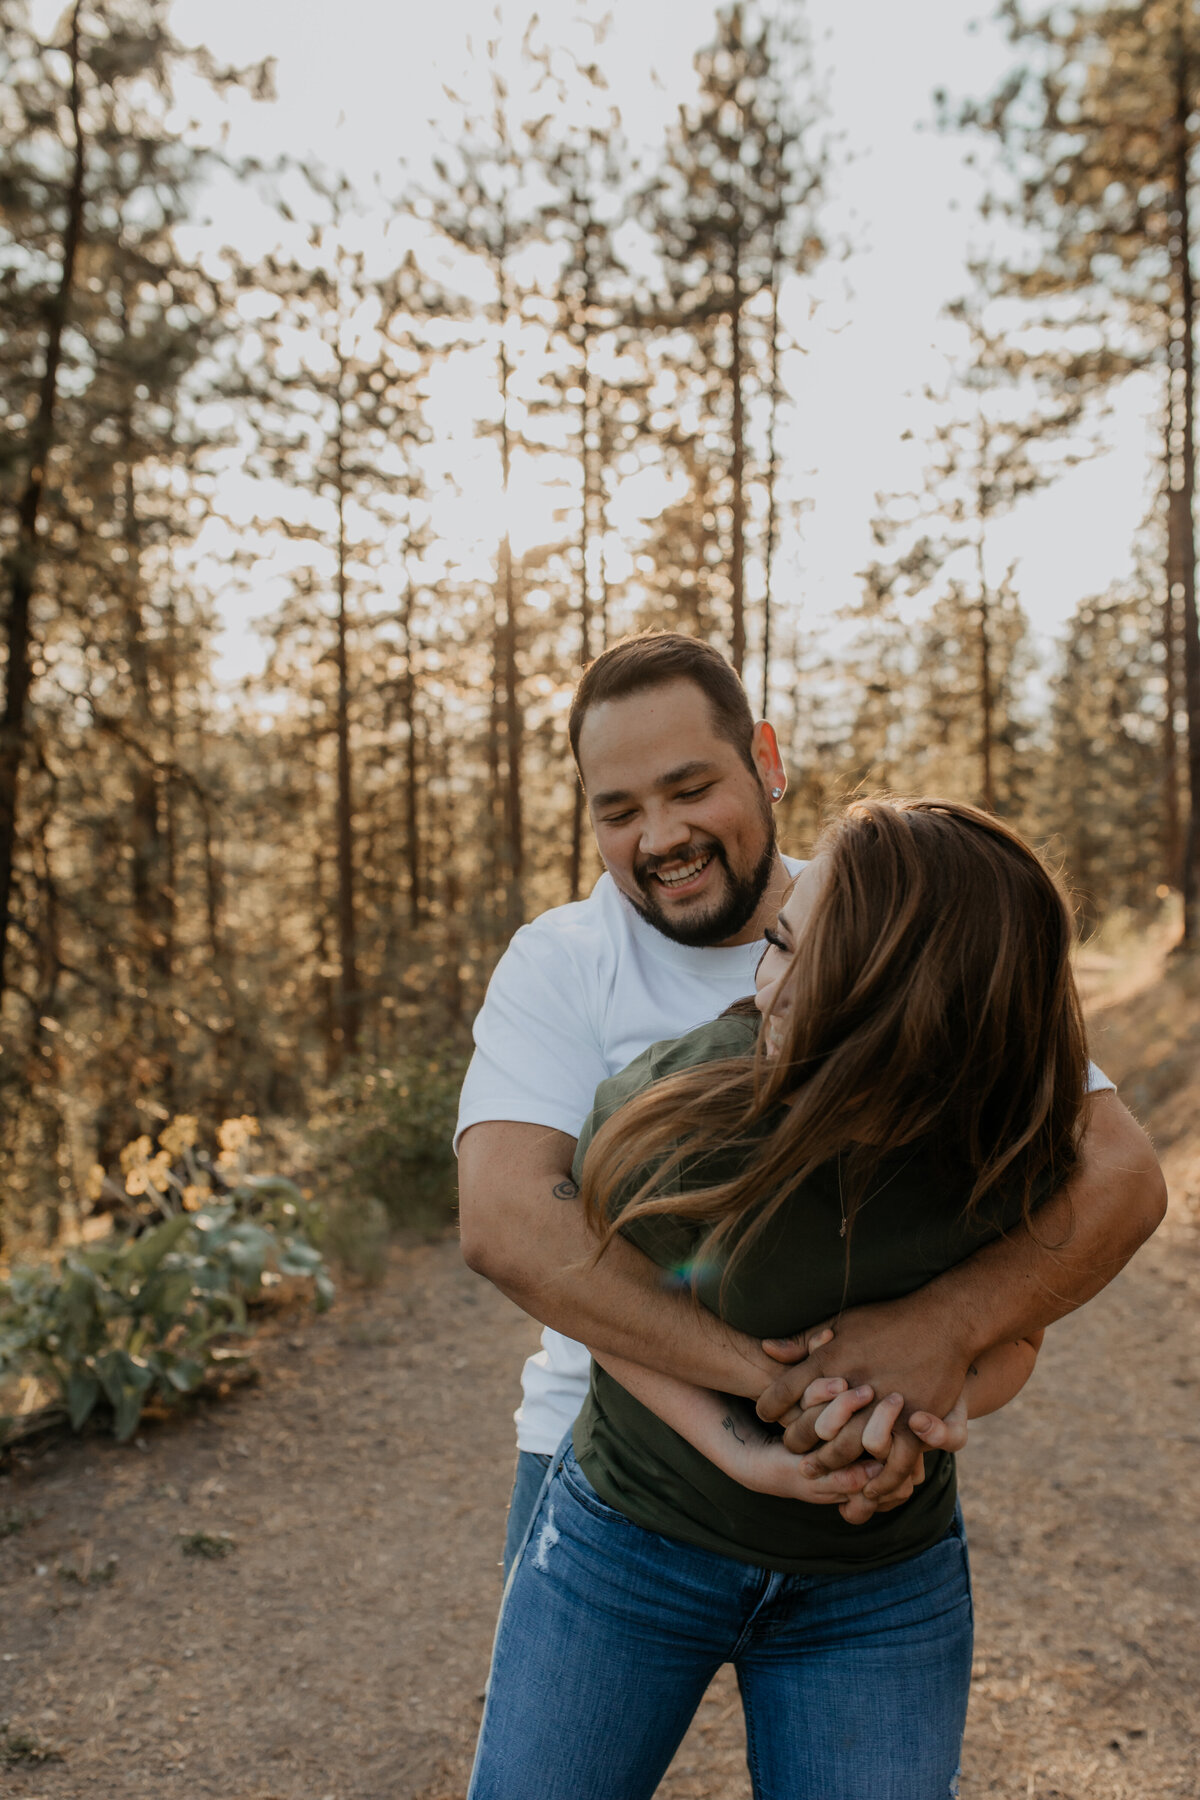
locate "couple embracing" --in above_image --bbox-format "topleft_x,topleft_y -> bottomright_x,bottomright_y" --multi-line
455,632 -> 1165,1800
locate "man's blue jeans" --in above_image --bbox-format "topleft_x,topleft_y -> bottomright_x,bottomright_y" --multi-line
474,1445 -> 971,1800
501,1449 -> 551,1580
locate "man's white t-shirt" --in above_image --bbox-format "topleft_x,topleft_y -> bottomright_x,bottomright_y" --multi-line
455,865 -> 1115,1455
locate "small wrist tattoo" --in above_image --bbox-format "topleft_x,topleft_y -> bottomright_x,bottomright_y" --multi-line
553,1178 -> 580,1202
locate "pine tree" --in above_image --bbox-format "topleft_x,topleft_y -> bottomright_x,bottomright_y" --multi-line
1042,577 -> 1166,926
865,292 -> 1087,814
642,1 -> 824,676
960,0 -> 1200,933
430,46 -> 556,930
531,68 -> 633,898
0,0 -> 267,1231
237,174 -> 434,1066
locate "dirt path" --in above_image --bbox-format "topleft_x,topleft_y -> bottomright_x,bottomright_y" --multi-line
3,953 -> 1199,1799
2,1221 -> 1198,1800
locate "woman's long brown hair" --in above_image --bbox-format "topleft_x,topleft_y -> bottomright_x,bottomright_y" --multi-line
580,798 -> 1089,1277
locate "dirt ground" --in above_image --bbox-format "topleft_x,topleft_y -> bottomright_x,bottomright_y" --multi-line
2,946 -> 1198,1799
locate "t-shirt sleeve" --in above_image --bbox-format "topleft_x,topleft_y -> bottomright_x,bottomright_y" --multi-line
1085,1061 -> 1114,1094
454,923 -> 610,1153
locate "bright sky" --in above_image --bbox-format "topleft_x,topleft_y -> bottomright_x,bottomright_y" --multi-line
168,0 -> 1159,684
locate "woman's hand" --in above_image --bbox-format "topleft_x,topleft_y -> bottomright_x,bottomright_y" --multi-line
832,1390 -> 968,1522
719,1381 -> 887,1502
908,1390 -> 969,1449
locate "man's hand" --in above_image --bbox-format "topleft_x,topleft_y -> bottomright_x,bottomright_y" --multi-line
756,1293 -> 973,1505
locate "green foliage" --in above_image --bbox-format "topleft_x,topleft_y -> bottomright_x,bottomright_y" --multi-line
58,1553 -> 118,1586
1041,578 -> 1166,928
0,1726 -> 64,1768
0,1180 -> 333,1447
312,1053 -> 468,1234
180,1530 -> 234,1559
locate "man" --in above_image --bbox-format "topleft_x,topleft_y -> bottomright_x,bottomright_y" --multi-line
457,632 -> 1166,1569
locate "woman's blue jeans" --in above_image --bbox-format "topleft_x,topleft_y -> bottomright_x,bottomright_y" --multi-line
471,1446 -> 972,1800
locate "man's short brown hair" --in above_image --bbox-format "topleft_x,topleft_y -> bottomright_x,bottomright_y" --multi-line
568,633 -> 757,778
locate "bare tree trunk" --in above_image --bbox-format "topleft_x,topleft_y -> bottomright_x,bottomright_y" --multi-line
123,438 -> 172,989
729,292 -> 747,676
0,4 -> 85,1013
496,326 -> 523,926
400,574 -> 421,928
569,312 -> 594,903
977,595 -> 996,813
499,531 -> 523,924
1172,34 -> 1200,942
975,438 -> 997,814
1164,420 -> 1184,887
486,640 -> 503,917
333,433 -> 360,1059
313,849 -> 337,1085
761,265 -> 782,719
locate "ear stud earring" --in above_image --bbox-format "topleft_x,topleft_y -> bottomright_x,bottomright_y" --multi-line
770,787 -> 783,800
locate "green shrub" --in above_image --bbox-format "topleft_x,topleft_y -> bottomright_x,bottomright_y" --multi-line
0,1118 -> 333,1447
312,1052 -> 468,1232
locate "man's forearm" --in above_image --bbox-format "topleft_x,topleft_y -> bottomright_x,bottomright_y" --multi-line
920,1091 -> 1167,1364
458,1121 -> 773,1394
498,1207 -> 773,1395
758,1090 -> 1166,1453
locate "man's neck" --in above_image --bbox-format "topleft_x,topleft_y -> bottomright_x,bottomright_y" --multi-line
717,851 -> 794,947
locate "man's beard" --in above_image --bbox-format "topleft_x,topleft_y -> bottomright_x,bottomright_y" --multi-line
629,806 -> 777,949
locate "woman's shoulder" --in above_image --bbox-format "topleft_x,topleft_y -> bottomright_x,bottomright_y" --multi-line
575,1012 -> 758,1171
610,1010 -> 759,1099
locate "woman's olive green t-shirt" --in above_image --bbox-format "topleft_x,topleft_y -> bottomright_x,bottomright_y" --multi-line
570,1012 -> 1027,1576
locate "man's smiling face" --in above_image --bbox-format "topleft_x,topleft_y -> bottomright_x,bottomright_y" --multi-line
576,677 -> 782,948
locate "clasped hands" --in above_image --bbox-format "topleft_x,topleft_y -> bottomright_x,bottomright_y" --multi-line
744,1307 -> 971,1525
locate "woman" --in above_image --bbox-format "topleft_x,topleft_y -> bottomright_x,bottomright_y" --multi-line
469,799 -> 1087,1800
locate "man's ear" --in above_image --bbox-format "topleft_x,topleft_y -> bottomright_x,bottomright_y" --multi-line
751,721 -> 786,803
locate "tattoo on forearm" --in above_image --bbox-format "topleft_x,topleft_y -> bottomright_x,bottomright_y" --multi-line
968,1363 -> 980,1378
552,1178 -> 579,1202
721,1413 -> 748,1445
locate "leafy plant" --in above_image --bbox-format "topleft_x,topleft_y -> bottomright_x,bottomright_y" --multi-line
58,1553 -> 117,1586
0,1117 -> 333,1447
310,1052 -> 468,1233
180,1529 -> 234,1559
0,1726 -> 64,1768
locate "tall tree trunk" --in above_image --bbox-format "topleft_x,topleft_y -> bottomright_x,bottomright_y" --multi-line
974,427 -> 997,813
761,265 -> 782,719
486,639 -> 503,917
123,433 -> 172,990
401,574 -> 422,928
499,532 -> 523,924
975,526 -> 997,814
1172,33 -> 1200,942
978,593 -> 996,814
569,317 -> 594,904
0,4 -> 85,1013
313,847 -> 338,1085
1164,414 -> 1184,888
333,435 -> 360,1060
496,324 -> 523,926
729,291 -> 747,675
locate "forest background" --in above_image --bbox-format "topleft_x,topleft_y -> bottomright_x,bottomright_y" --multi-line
2,0 -> 1199,1266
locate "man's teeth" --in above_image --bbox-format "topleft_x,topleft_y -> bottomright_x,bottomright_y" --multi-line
655,853 -> 712,888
